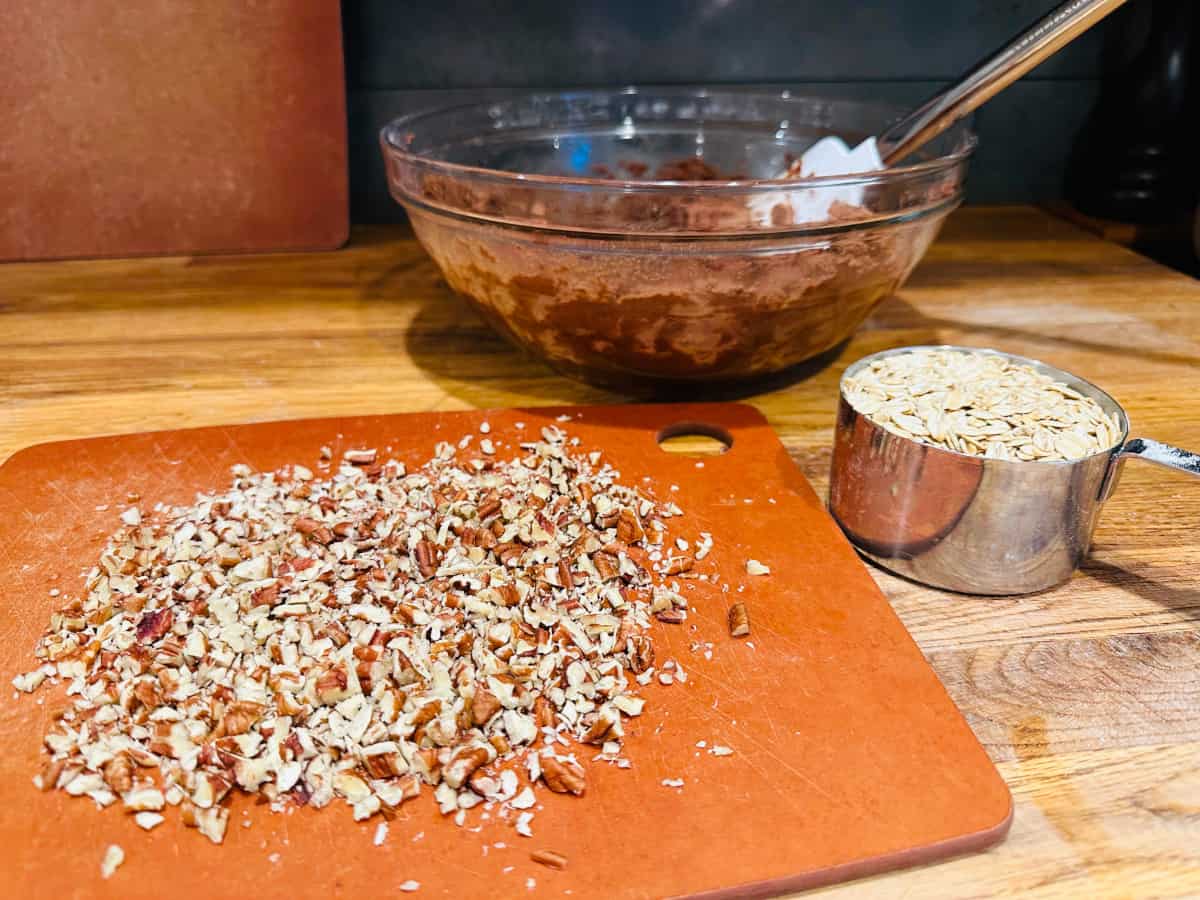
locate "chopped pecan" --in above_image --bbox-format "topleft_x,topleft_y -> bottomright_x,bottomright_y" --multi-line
443,744 -> 490,789
472,687 -> 502,727
580,709 -> 618,745
102,752 -> 136,794
489,734 -> 511,755
533,696 -> 556,729
728,602 -> 751,637
495,542 -> 524,567
363,748 -> 406,779
135,608 -> 173,644
413,540 -> 437,579
250,583 -> 280,606
663,556 -> 693,576
531,849 -> 568,870
616,508 -> 646,544
593,551 -> 620,582
294,516 -> 334,545
213,700 -> 265,738
313,662 -> 355,705
540,755 -> 586,796
628,634 -> 655,673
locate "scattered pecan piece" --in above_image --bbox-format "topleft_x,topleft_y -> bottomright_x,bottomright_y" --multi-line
540,755 -> 586,796
728,602 -> 751,637
531,849 -> 568,870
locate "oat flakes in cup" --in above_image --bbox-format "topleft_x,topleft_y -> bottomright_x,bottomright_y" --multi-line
829,346 -> 1200,595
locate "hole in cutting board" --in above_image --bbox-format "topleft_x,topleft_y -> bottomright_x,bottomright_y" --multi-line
656,423 -> 733,457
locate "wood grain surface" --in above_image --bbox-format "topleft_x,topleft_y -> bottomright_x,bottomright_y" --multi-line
2,206 -> 1199,897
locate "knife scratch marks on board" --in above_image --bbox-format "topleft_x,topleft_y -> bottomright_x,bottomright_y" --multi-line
150,441 -> 183,468
762,706 -> 786,750
696,695 -> 833,803
0,509 -> 37,568
738,738 -> 835,806
220,431 -> 253,466
442,858 -> 490,879
731,619 -> 812,660
43,478 -> 87,518
592,770 -> 631,834
649,663 -> 832,804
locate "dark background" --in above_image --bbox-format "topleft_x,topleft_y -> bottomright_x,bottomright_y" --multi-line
342,0 -> 1152,223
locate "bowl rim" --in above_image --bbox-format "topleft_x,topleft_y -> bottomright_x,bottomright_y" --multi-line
399,190 -> 963,241
379,86 -> 978,193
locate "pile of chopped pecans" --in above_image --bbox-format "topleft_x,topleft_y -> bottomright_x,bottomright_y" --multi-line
14,424 -> 717,846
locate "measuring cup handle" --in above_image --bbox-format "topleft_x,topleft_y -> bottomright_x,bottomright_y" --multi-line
1120,438 -> 1200,478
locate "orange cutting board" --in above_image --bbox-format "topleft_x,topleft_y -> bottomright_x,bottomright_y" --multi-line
0,404 -> 1010,899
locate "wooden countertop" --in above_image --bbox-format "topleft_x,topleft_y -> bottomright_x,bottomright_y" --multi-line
3,207 -> 1199,897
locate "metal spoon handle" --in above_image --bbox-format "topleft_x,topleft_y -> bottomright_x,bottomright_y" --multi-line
878,0 -> 1127,165
1120,437 -> 1200,478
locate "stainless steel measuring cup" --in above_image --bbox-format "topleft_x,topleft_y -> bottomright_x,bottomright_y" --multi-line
828,346 -> 1200,595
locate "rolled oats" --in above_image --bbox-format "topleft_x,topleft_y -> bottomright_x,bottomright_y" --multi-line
843,349 -> 1121,462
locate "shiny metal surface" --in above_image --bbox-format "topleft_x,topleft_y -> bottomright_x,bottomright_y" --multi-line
829,346 -> 1200,595
1119,438 -> 1200,479
879,0 -> 1127,165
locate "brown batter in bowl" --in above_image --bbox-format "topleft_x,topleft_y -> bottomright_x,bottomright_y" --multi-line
381,89 -> 973,389
408,205 -> 938,387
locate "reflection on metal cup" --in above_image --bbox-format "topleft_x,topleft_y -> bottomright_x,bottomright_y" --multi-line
829,346 -> 1200,596
831,400 -> 984,559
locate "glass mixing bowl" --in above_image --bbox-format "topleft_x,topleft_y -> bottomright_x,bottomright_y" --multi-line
381,88 -> 975,390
